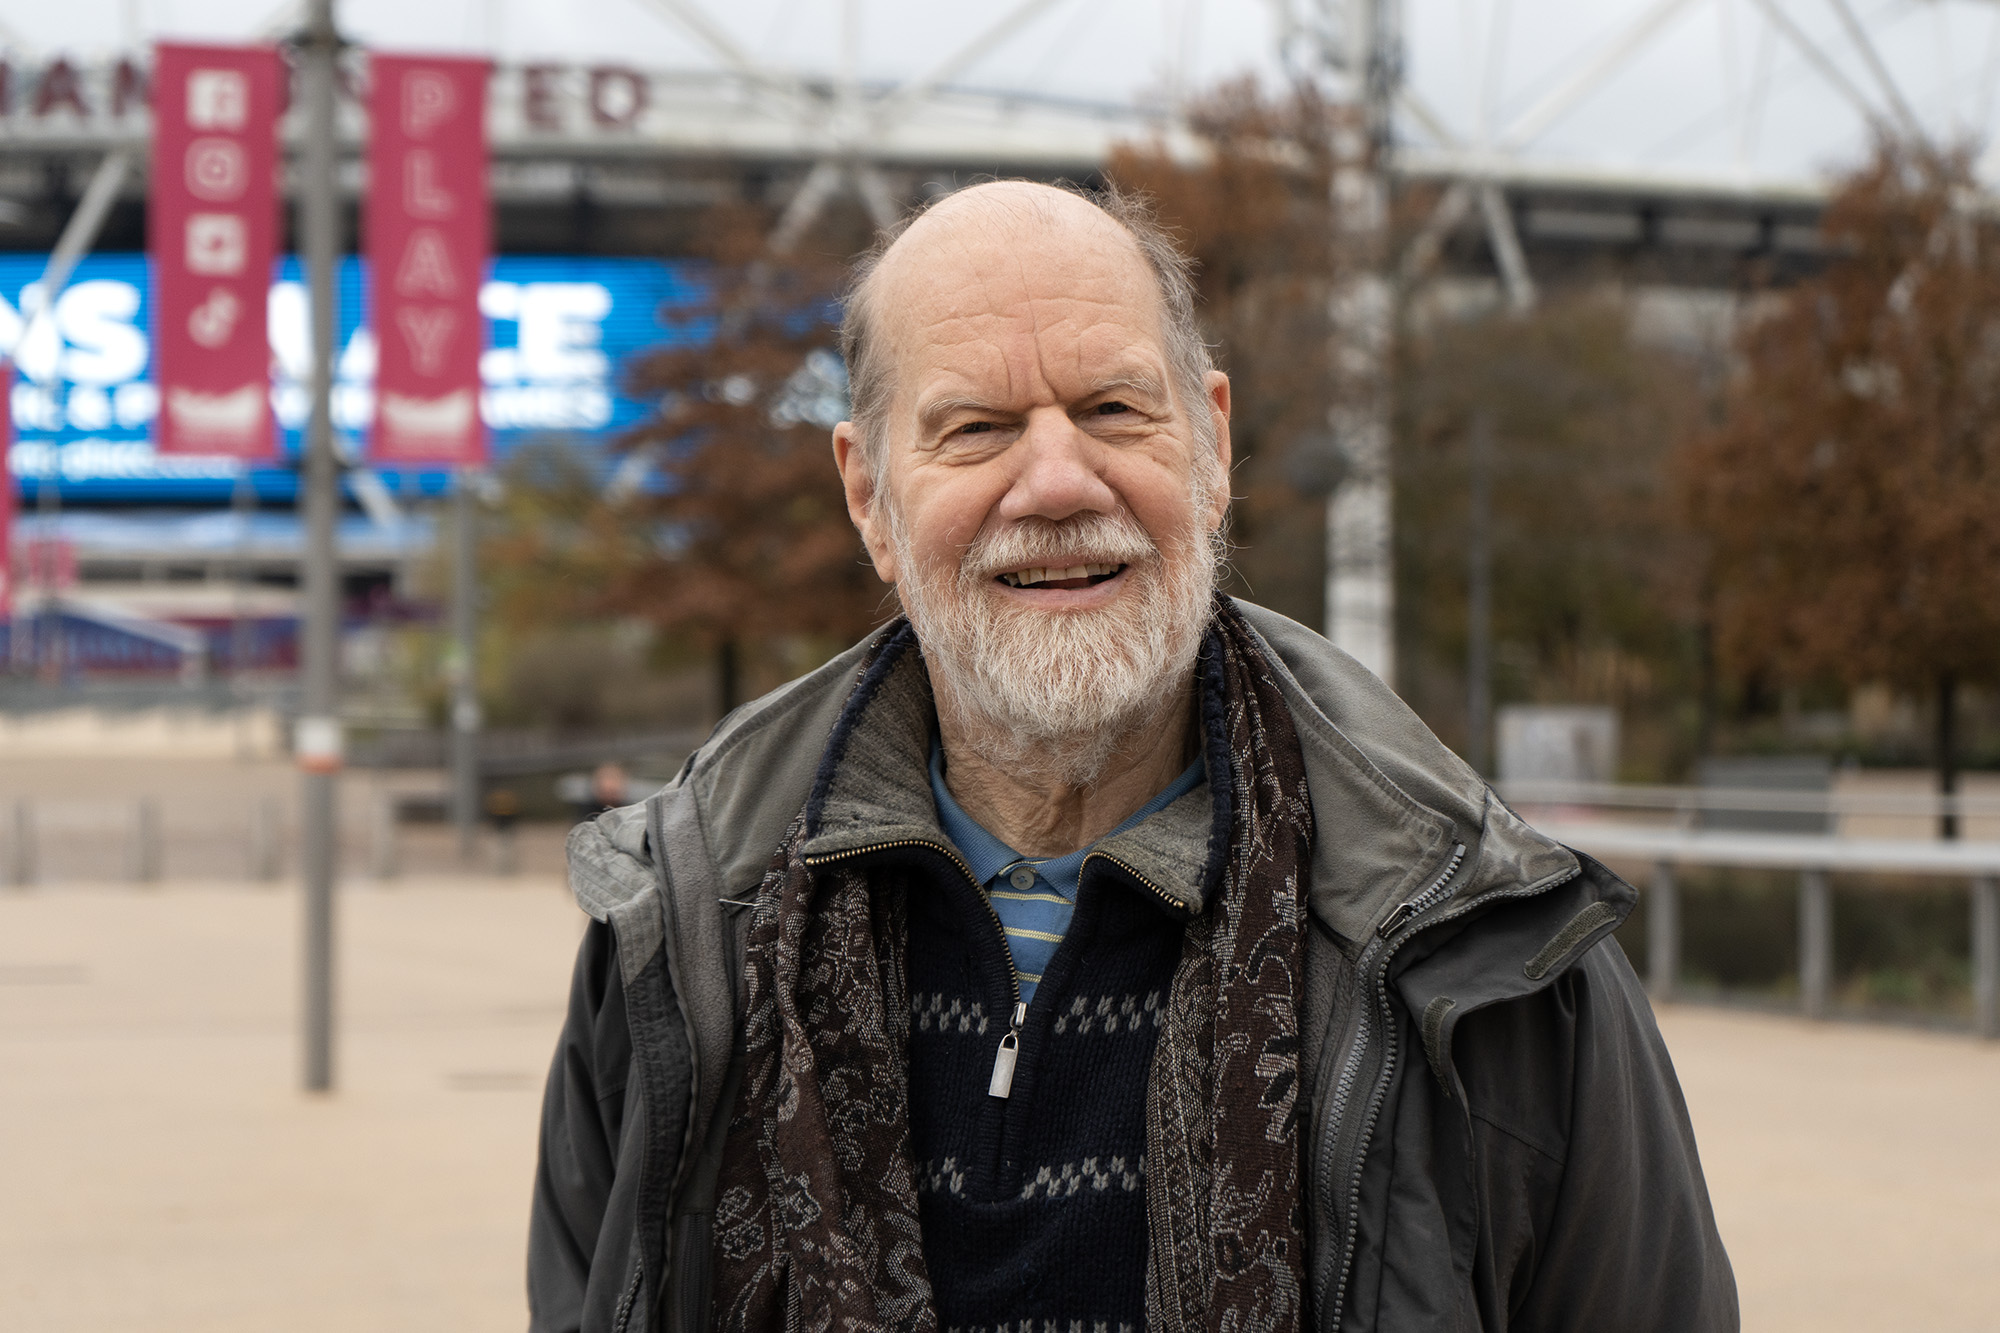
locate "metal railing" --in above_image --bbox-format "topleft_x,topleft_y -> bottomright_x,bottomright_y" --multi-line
1520,814 -> 2000,1041
1499,778 -> 2000,822
2,795 -> 287,886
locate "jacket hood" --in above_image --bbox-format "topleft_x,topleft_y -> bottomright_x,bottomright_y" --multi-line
1230,602 -> 1581,951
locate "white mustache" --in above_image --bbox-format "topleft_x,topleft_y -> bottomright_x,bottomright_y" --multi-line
957,513 -> 1157,585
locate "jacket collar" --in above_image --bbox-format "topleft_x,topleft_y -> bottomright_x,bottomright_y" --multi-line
797,622 -> 1221,918
640,598 -> 1579,956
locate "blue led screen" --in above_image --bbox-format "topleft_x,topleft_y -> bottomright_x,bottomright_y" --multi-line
0,253 -> 704,503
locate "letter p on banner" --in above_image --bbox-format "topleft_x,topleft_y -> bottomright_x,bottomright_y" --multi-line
150,43 -> 281,458
367,54 -> 490,466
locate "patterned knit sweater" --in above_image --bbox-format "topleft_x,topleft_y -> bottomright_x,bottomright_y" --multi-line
898,840 -> 1202,1333
805,631 -> 1230,1333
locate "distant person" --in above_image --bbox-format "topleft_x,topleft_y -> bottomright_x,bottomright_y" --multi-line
485,787 -> 522,875
566,762 -> 630,824
529,183 -> 1736,1331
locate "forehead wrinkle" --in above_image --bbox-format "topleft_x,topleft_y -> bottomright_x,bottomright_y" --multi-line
876,198 -> 1171,431
881,191 -> 1156,327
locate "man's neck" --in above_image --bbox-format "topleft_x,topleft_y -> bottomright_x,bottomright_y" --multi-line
936,687 -> 1198,858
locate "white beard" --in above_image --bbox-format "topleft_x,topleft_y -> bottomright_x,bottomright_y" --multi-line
890,504 -> 1218,788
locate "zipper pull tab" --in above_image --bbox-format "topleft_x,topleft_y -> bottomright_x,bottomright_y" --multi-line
988,1001 -> 1028,1099
1377,899 -> 1421,939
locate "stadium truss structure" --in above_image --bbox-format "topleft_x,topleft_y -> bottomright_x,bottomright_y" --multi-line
0,0 -> 1987,651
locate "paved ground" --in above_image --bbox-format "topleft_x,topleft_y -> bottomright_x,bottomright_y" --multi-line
0,877 -> 584,1332
1666,1006 -> 2000,1330
2,877 -> 1996,1331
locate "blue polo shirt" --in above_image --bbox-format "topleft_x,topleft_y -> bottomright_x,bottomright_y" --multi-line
928,739 -> 1204,1003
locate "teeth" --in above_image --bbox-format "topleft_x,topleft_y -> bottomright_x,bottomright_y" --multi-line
998,562 -> 1125,587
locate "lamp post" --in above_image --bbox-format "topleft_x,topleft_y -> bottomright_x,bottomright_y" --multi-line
450,469 -> 480,860
297,0 -> 344,1094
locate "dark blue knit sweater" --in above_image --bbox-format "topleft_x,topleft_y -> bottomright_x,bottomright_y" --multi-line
892,843 -> 1190,1333
805,627 -> 1231,1333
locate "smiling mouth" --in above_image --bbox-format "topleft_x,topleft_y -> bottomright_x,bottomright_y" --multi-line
996,562 -> 1127,590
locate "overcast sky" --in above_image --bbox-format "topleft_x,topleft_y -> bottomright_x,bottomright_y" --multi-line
7,0 -> 1997,186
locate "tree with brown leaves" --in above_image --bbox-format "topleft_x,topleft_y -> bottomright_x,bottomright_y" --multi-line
1117,84 -> 1703,773
614,203 -> 891,708
1680,143 -> 2000,834
1108,81 -> 1338,626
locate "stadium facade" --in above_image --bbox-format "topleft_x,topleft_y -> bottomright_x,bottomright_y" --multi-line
0,50 -> 1828,675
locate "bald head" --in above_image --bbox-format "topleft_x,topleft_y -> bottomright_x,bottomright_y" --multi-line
863,182 -> 1158,322
839,181 -> 1216,491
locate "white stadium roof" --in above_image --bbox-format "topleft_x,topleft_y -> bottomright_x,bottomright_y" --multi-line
2,0 -> 1998,196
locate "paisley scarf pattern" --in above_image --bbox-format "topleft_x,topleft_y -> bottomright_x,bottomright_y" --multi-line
713,600 -> 1313,1333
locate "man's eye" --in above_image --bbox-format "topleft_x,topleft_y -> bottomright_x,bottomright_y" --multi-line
1095,401 -> 1130,415
956,421 -> 994,435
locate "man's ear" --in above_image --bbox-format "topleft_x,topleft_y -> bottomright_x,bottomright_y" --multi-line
1202,370 -> 1234,531
833,422 -> 899,585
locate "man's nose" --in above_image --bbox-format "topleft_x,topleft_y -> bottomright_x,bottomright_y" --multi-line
995,407 -> 1119,523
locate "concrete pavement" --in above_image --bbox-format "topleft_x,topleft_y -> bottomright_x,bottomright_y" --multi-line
1,877 -> 1995,1330
0,878 -> 584,1332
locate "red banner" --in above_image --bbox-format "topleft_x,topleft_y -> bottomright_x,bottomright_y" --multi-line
149,43 -> 282,458
367,54 -> 490,465
0,362 -> 12,618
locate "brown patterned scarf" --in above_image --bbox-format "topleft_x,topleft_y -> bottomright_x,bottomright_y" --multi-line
713,600 -> 1314,1333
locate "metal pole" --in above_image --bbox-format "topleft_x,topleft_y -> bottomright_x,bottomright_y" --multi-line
1465,411 -> 1492,774
450,470 -> 481,860
1648,860 -> 1678,1002
36,444 -> 60,682
232,465 -> 255,678
1323,0 -> 1399,687
1798,868 -> 1832,1020
7,799 -> 32,888
130,797 -> 162,884
1973,875 -> 1999,1041
20,151 -> 130,687
298,0 -> 345,1094
372,788 -> 401,881
252,795 -> 283,883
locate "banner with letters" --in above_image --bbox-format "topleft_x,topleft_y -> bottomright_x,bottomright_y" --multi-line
149,43 -> 281,458
366,54 -> 491,466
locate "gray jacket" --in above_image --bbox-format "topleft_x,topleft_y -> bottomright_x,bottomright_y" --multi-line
528,599 -> 1737,1333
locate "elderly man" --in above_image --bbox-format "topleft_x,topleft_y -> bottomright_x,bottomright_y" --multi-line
529,182 -> 1736,1333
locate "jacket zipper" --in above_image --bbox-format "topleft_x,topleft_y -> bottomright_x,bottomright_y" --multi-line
1080,849 -> 1194,919
611,1258 -> 643,1333
1322,847 -> 1585,1332
802,838 -> 1025,1099
628,797 -> 709,1333
988,999 -> 1029,1097
1320,842 -> 1465,1326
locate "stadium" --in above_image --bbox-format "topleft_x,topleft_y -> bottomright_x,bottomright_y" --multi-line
0,0 -> 1894,681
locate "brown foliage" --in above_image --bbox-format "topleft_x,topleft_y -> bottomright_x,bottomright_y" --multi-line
1679,142 -> 2000,692
1116,82 -> 1705,768
611,202 -> 891,650
1107,81 -> 1338,623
